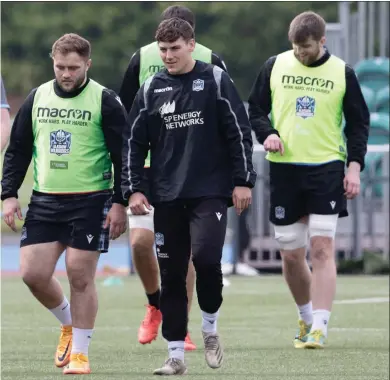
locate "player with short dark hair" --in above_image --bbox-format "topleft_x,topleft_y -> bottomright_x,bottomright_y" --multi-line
248,11 -> 369,349
122,17 -> 256,375
118,4 -> 228,351
1,33 -> 128,374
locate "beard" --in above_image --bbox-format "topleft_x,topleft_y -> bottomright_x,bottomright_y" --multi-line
294,46 -> 321,66
57,73 -> 86,92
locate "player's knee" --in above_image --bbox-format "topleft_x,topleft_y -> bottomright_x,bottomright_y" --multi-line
274,223 -> 308,251
192,243 -> 222,267
21,269 -> 50,290
130,229 -> 155,256
309,214 -> 338,240
68,267 -> 92,292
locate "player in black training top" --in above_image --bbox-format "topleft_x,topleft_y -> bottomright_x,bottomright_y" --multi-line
118,5 -> 229,351
122,18 -> 256,376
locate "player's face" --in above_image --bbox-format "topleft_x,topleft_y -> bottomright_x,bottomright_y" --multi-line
293,36 -> 325,66
158,37 -> 195,75
53,52 -> 91,92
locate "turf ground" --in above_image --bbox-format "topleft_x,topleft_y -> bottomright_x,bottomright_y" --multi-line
1,275 -> 389,380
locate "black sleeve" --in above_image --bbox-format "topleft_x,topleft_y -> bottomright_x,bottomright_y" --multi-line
121,85 -> 150,201
248,56 -> 280,144
212,52 -> 228,72
217,70 -> 257,188
101,89 -> 128,206
118,50 -> 141,114
343,65 -> 370,171
1,89 -> 36,201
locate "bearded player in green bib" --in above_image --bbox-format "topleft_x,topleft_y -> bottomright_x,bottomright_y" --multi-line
249,12 -> 369,349
118,5 -> 228,351
1,33 -> 128,374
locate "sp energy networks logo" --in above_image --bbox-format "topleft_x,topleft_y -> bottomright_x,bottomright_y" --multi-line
282,75 -> 334,93
159,101 -> 204,130
159,101 -> 176,116
50,129 -> 71,155
37,107 -> 92,121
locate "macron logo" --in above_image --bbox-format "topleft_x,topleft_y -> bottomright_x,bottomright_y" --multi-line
154,86 -> 173,93
159,101 -> 175,116
86,234 -> 94,244
216,212 -> 222,221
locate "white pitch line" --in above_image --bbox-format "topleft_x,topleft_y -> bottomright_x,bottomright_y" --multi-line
0,326 -> 387,332
335,297 -> 389,304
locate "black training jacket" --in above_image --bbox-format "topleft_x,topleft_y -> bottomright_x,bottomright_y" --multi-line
122,60 -> 257,204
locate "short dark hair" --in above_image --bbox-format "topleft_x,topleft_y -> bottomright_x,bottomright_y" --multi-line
51,33 -> 91,59
155,18 -> 194,43
288,11 -> 326,44
161,5 -> 195,29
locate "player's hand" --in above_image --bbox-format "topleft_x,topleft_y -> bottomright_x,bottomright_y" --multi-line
263,134 -> 284,155
344,162 -> 361,199
232,186 -> 252,215
2,197 -> 23,232
104,203 -> 127,240
128,192 -> 152,215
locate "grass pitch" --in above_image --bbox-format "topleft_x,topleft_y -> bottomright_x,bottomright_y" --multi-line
1,275 -> 389,380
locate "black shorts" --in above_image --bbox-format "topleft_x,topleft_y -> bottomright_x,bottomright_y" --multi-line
153,198 -> 228,265
269,160 -> 348,226
20,190 -> 112,252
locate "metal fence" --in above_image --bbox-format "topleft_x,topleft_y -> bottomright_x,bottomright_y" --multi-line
240,145 -> 389,269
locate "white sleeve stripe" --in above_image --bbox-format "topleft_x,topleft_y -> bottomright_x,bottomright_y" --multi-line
212,66 -> 248,175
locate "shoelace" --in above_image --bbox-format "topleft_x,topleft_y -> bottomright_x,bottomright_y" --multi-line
311,330 -> 323,341
204,335 -> 219,351
165,358 -> 182,370
73,353 -> 87,364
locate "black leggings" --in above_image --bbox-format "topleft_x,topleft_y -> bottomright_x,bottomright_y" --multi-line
154,198 -> 227,342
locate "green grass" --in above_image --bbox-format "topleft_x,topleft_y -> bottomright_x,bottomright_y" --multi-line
1,275 -> 389,379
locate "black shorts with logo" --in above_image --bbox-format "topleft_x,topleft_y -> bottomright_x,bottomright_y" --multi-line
269,160 -> 348,226
20,190 -> 112,252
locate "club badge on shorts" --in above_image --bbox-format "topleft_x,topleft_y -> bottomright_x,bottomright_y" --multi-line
275,206 -> 285,219
296,96 -> 315,119
192,79 -> 204,92
155,232 -> 164,246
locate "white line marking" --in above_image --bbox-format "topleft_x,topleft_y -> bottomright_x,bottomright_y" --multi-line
0,326 -> 387,332
335,297 -> 389,304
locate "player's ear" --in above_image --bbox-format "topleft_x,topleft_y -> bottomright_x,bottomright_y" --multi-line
188,39 -> 195,53
86,59 -> 92,71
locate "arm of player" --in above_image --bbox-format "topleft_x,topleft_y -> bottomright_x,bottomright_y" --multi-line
1,89 -> 35,201
101,89 -> 128,206
118,51 -> 141,114
248,56 -> 280,144
343,65 -> 370,172
121,85 -> 150,203
217,69 -> 257,189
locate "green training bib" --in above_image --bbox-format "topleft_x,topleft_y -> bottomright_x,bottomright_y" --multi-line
31,79 -> 113,193
269,50 -> 347,164
139,42 -> 212,167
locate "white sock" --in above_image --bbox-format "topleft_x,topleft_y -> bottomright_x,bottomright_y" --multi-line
311,309 -> 331,336
297,301 -> 313,325
71,328 -> 93,356
168,341 -> 185,362
202,311 -> 219,334
49,297 -> 72,326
